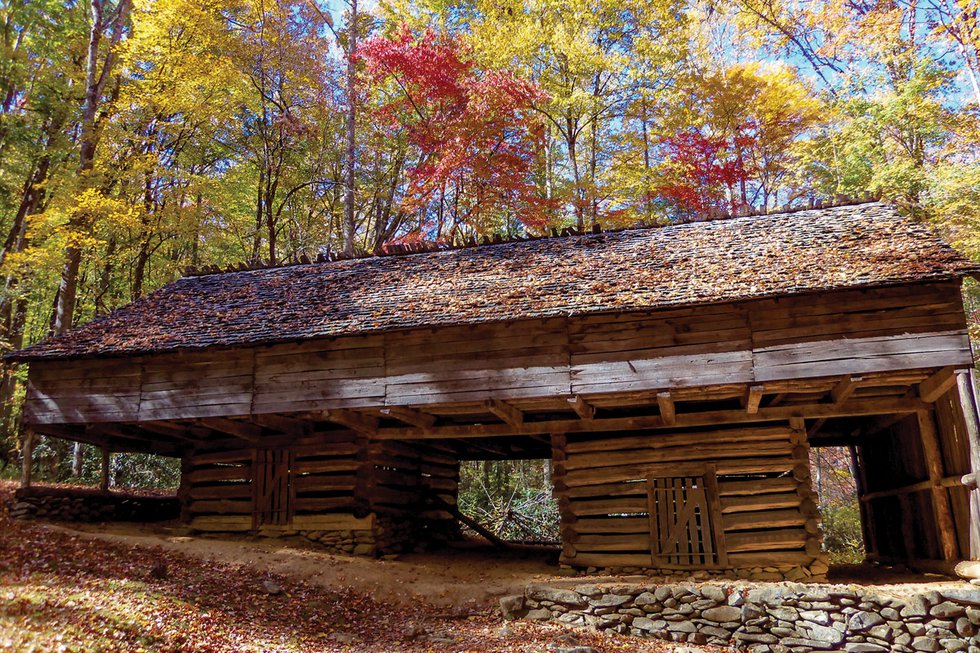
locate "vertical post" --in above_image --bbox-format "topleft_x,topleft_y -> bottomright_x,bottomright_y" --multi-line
956,370 -> 980,560
100,446 -> 110,492
917,409 -> 959,561
20,430 -> 34,489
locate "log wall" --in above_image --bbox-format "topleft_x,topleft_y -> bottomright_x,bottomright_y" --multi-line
553,421 -> 827,578
23,281 -> 972,426
182,433 -> 460,554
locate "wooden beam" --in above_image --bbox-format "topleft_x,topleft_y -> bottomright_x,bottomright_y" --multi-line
485,399 -> 523,428
807,418 -> 827,438
860,474 -> 963,503
324,410 -> 378,435
917,409 -> 959,561
919,366 -> 959,403
374,395 -> 929,440
377,406 -> 437,429
141,420 -> 210,441
21,430 -> 34,489
831,376 -> 863,404
567,396 -> 595,420
196,417 -> 261,442
253,413 -> 312,437
657,391 -> 675,425
746,385 -> 765,414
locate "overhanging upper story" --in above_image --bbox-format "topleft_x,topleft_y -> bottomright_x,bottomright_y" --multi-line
10,202 -> 980,455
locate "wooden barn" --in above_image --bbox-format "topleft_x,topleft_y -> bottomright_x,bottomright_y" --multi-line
11,201 -> 980,580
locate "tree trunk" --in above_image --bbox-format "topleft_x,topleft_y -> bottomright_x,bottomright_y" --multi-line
50,0 -> 131,337
566,116 -> 583,231
343,0 -> 358,256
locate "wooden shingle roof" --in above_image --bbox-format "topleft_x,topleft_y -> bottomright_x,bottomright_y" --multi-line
12,202 -> 979,361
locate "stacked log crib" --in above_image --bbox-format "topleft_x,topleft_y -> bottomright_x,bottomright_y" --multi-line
181,431 -> 461,555
554,421 -> 828,580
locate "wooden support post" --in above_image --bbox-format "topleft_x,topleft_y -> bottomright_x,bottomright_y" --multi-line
957,370 -> 980,560
746,385 -> 764,414
832,376 -> 862,405
917,409 -> 959,561
849,444 -> 877,562
485,399 -> 523,428
567,396 -> 595,420
657,392 -> 675,426
100,446 -> 111,492
20,430 -> 34,489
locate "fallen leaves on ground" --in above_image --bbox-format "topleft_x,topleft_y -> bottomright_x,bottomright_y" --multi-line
0,481 -> 684,652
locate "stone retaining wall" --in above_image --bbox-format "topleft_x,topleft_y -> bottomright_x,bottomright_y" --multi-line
500,580 -> 980,653
9,486 -> 179,523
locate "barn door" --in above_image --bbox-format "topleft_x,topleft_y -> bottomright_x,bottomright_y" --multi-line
254,448 -> 294,528
646,465 -> 727,568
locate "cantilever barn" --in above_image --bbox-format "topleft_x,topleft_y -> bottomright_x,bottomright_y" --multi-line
11,202 -> 980,580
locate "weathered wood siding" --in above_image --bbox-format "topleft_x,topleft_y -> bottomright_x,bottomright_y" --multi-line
24,281 -> 971,426
185,432 -> 362,533
553,422 -> 822,570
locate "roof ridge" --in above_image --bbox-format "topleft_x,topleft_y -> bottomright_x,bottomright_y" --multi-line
183,193 -> 882,278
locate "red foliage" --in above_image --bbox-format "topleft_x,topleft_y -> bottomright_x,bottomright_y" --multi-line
656,126 -> 758,218
360,26 -> 554,234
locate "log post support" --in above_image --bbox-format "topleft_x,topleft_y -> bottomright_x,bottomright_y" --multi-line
917,409 -> 959,561
100,446 -> 111,492
956,370 -> 980,561
20,430 -> 34,489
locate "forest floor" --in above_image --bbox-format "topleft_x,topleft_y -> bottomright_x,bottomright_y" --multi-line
0,481 -> 697,653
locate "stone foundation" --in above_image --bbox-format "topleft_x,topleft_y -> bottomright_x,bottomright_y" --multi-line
280,513 -> 460,557
501,580 -> 980,652
9,486 -> 179,523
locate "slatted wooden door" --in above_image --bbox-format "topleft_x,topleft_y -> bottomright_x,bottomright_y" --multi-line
646,466 -> 727,568
254,448 -> 294,528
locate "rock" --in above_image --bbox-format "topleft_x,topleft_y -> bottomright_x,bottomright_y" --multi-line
499,595 -> 525,617
632,617 -> 666,632
956,616 -> 976,636
940,589 -> 980,605
735,632 -> 779,644
526,585 -> 586,607
801,609 -> 831,625
327,632 -> 356,643
845,644 -> 888,653
526,609 -> 552,620
675,647 -> 708,653
799,622 -> 845,645
701,586 -> 727,602
496,625 -> 515,638
912,637 -> 942,652
940,639 -> 967,653
667,621 -> 697,633
702,605 -> 741,623
932,602 -> 967,619
903,597 -> 932,619
848,610 -> 886,633
634,591 -> 658,607
351,543 -> 374,556
260,579 -> 283,595
589,593 -> 631,607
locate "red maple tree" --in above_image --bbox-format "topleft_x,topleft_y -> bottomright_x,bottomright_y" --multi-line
360,26 -> 553,238
656,126 -> 758,219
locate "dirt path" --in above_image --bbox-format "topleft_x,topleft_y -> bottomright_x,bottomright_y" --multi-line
49,521 -> 568,608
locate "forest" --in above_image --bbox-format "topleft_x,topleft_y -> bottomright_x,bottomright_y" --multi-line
3,0 -> 980,474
